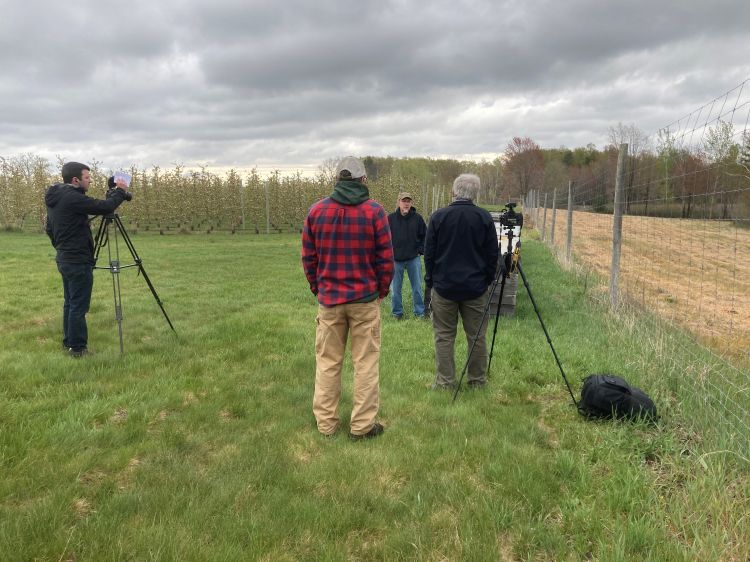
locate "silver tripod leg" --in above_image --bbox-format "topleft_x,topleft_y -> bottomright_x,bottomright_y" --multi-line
107,224 -> 125,354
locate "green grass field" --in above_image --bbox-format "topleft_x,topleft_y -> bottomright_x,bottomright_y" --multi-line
1,232 -> 748,561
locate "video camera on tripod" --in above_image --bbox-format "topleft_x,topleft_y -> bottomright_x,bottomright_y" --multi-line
497,202 -> 522,257
106,172 -> 133,202
93,172 -> 175,354
490,202 -> 523,281
498,202 -> 523,231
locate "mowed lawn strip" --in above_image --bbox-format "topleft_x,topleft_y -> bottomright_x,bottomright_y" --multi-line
0,232 -> 747,561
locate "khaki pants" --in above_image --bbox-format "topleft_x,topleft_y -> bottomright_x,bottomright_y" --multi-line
313,300 -> 381,435
431,289 -> 490,386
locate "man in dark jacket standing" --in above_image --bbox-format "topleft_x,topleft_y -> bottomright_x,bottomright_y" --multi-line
424,174 -> 499,389
387,192 -> 427,320
45,162 -> 130,357
302,156 -> 394,440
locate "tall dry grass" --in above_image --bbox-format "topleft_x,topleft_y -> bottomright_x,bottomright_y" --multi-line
542,209 -> 749,364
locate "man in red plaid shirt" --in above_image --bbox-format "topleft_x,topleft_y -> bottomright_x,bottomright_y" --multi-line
302,156 -> 394,440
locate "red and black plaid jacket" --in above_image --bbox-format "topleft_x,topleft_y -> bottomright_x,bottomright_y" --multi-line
302,197 -> 394,306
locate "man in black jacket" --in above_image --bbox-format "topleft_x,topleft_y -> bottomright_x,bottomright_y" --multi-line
387,192 -> 427,320
424,174 -> 499,388
45,162 -> 130,357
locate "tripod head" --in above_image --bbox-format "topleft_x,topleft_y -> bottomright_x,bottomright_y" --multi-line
93,214 -> 120,259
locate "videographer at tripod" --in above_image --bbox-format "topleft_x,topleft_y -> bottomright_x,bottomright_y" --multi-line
45,162 -> 132,358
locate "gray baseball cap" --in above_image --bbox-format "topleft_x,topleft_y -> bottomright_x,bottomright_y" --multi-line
336,156 -> 366,179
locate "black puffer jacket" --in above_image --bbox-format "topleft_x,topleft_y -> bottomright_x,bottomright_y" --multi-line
45,184 -> 128,264
387,207 -> 426,261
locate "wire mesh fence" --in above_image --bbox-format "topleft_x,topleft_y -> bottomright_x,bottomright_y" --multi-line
526,79 -> 750,459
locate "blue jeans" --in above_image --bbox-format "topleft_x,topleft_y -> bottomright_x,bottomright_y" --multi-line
57,262 -> 94,351
390,256 -> 425,317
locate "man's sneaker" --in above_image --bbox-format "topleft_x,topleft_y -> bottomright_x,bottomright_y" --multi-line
430,382 -> 456,391
68,348 -> 89,358
393,315 -> 403,321
468,380 -> 487,389
349,422 -> 384,441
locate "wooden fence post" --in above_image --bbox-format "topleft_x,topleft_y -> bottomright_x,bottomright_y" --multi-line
530,190 -> 535,228
527,191 -> 532,226
541,193 -> 548,241
550,188 -> 557,245
524,192 -> 530,222
566,181 -> 573,264
610,143 -> 628,308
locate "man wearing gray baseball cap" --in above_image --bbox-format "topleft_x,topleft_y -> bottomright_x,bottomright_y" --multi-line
302,156 -> 394,440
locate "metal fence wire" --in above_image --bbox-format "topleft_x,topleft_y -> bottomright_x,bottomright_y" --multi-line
525,79 -> 750,459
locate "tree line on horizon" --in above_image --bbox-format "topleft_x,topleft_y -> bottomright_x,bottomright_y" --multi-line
329,121 -> 750,219
2,122 -> 749,231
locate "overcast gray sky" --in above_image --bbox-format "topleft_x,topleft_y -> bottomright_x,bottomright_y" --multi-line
1,0 -> 748,174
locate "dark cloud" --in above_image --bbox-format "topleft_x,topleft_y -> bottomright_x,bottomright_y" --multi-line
1,0 -> 749,172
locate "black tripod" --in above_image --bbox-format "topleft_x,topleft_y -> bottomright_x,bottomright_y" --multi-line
452,227 -> 579,410
93,213 -> 175,353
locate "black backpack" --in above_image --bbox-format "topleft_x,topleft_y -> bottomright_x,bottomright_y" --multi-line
578,374 -> 658,421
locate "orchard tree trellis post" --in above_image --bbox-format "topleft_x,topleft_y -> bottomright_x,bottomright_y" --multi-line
239,178 -> 246,231
264,179 -> 270,234
550,188 -> 557,246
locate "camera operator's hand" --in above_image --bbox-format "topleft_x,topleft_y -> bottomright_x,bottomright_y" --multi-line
111,178 -> 133,201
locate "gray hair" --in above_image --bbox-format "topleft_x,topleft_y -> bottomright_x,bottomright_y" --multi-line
452,174 -> 481,200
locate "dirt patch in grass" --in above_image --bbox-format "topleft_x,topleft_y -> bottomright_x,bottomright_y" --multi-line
147,410 -> 170,433
375,467 -> 407,498
496,531 -> 517,561
117,457 -> 141,490
79,469 -> 107,487
291,439 -> 322,465
72,498 -> 93,519
346,528 -> 387,561
536,416 -> 560,449
109,408 -> 128,424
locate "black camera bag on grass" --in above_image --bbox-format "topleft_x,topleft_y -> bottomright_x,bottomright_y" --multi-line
578,374 -> 657,421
